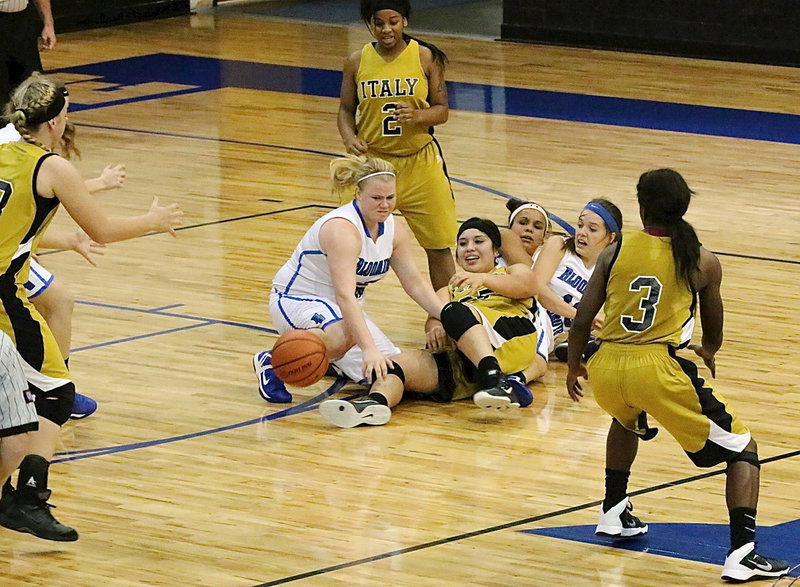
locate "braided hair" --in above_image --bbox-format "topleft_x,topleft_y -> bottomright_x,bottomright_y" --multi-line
4,72 -> 80,158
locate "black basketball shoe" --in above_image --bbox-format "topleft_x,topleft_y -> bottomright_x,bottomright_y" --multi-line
721,542 -> 790,582
0,490 -> 79,542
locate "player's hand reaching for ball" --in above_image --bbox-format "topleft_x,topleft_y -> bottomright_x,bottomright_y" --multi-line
99,164 -> 126,190
147,197 -> 183,236
71,229 -> 105,266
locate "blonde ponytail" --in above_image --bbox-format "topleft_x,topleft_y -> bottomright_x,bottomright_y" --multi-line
329,154 -> 396,201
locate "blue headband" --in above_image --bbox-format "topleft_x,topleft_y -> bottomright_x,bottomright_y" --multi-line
583,201 -> 620,235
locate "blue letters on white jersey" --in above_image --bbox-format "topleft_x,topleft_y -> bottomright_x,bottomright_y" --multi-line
546,241 -> 593,337
272,201 -> 395,304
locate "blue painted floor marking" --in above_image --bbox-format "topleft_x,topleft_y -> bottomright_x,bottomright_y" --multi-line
523,520 -> 800,575
54,53 -> 800,145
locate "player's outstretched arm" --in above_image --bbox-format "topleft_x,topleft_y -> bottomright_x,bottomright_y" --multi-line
38,155 -> 182,244
84,163 -> 126,193
566,243 -> 614,401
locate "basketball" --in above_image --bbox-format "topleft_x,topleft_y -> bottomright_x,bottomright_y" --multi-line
271,330 -> 329,387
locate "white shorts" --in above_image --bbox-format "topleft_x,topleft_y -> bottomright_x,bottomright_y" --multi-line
0,332 -> 39,437
24,259 -> 54,299
534,302 -> 554,360
269,290 -> 400,383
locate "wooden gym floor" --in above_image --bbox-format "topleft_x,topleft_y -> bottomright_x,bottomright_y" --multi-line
0,8 -> 798,586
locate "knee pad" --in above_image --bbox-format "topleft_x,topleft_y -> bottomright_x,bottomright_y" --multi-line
32,382 -> 75,427
440,301 -> 479,341
386,362 -> 406,384
728,450 -> 760,470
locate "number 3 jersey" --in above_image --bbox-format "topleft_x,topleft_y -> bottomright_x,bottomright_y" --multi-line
598,230 -> 695,346
356,40 -> 432,156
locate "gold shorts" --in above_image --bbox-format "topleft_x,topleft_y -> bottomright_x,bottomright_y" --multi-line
359,140 -> 456,250
588,342 -> 751,467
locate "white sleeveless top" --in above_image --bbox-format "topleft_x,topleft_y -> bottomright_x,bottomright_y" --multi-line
272,201 -> 395,305
0,123 -> 21,144
546,240 -> 593,337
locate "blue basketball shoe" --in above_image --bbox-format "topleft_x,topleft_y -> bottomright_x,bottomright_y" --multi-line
253,351 -> 292,403
70,393 -> 97,420
507,374 -> 533,408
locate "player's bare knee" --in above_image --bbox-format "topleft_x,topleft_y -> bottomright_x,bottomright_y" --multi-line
319,325 -> 351,358
523,356 -> 547,382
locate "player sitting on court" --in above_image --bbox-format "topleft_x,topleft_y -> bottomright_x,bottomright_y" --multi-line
319,217 -> 547,427
253,154 -> 444,404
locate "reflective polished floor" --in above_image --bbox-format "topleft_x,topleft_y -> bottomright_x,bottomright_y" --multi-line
0,8 -> 798,586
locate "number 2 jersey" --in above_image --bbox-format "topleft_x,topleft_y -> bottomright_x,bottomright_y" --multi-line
356,39 -> 432,156
598,230 -> 695,346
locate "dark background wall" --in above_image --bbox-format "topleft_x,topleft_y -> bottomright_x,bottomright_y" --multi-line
53,0 -> 189,33
502,0 -> 800,66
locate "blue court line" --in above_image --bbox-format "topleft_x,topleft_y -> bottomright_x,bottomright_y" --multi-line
55,53 -> 800,145
77,299 -> 276,326
52,377 -> 347,463
148,303 -> 185,311
454,177 -> 575,234
230,0 -> 472,22
70,321 -> 212,353
70,300 -> 276,353
256,449 -> 800,585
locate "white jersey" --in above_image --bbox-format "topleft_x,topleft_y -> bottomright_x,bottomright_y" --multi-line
546,240 -> 593,338
0,122 -> 21,143
272,201 -> 395,304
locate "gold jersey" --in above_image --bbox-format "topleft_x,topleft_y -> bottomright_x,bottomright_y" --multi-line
356,40 -> 432,156
598,230 -> 695,345
449,266 -> 539,374
448,266 -> 534,319
0,142 -> 59,282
